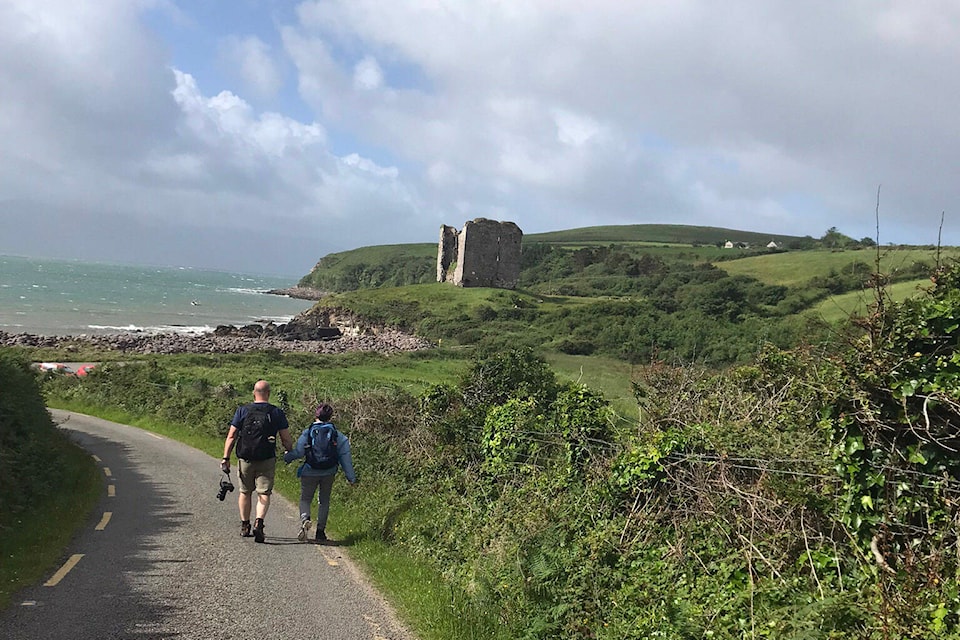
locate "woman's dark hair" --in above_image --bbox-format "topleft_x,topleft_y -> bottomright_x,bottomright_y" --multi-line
315,403 -> 334,421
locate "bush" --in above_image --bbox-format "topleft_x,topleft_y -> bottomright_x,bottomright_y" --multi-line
0,351 -> 87,521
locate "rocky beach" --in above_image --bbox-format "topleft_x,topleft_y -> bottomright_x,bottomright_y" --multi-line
0,310 -> 435,356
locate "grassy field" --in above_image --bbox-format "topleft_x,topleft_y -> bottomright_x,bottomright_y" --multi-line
526,223 -> 803,246
716,247 -> 954,286
307,242 -> 436,268
806,279 -> 932,324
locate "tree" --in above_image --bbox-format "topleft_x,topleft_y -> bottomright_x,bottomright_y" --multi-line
821,227 -> 855,249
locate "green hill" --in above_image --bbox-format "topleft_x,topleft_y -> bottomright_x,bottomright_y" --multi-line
293,223 -> 957,366
299,243 -> 435,291
525,223 -> 806,247
298,224 -> 811,292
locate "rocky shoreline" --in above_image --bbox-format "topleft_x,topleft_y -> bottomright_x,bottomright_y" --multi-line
0,322 -> 434,356
265,286 -> 328,301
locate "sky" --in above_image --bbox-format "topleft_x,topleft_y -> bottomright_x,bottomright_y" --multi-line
1,1 -> 959,277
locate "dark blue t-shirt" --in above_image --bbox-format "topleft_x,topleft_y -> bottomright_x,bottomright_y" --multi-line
231,402 -> 289,444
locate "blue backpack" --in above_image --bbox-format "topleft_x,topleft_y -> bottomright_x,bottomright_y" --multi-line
304,422 -> 339,470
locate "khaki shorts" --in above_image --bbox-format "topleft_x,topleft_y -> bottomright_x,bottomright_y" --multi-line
238,458 -> 277,495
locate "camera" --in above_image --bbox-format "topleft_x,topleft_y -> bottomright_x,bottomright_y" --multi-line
217,473 -> 235,501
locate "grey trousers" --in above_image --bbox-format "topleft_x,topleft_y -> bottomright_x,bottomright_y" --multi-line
299,474 -> 337,530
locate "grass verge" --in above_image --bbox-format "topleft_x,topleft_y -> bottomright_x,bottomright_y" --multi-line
0,426 -> 102,608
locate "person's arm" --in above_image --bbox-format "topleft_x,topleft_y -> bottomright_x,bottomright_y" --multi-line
221,425 -> 238,471
337,435 -> 358,484
278,428 -> 294,454
275,409 -> 293,453
282,429 -> 308,464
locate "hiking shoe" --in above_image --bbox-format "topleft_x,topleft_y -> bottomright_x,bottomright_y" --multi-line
253,518 -> 265,543
240,521 -> 252,538
315,528 -> 326,544
298,518 -> 313,543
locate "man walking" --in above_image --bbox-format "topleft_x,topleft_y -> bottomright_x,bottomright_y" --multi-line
220,380 -> 293,543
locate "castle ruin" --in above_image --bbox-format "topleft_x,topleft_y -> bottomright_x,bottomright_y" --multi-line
437,218 -> 523,289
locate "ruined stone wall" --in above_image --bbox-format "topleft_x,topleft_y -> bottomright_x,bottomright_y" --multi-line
437,224 -> 459,284
436,218 -> 522,289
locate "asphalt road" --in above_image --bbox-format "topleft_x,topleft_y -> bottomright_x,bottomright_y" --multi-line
1,410 -> 415,640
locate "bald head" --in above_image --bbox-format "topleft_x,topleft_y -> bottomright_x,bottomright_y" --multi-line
253,380 -> 270,401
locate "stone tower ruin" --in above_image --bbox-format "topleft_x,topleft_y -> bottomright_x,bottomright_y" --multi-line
437,218 -> 523,289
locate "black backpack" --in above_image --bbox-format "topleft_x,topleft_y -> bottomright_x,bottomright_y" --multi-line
304,422 -> 339,470
234,404 -> 278,461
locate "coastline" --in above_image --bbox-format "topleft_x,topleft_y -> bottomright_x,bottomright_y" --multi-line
0,324 -> 433,356
265,286 -> 327,301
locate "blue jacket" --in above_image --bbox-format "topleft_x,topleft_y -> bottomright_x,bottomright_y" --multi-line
283,422 -> 357,482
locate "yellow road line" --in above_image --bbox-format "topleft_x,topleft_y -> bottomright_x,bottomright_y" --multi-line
147,432 -> 163,440
44,554 -> 84,587
103,467 -> 112,478
92,455 -> 101,463
95,512 -> 112,530
107,485 -> 116,497
318,548 -> 339,566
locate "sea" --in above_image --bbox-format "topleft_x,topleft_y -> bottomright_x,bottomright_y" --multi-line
0,255 -> 316,336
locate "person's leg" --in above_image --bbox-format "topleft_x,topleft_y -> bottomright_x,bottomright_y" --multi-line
252,459 -> 277,543
239,492 -> 252,521
237,460 -> 257,537
315,474 -> 336,540
256,493 -> 270,518
299,476 -> 322,519
298,476 -> 321,541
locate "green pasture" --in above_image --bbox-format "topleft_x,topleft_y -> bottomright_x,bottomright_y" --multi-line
317,282 -> 598,325
807,279 -> 932,324
717,247 -> 954,286
526,223 -> 802,246
308,242 -> 435,268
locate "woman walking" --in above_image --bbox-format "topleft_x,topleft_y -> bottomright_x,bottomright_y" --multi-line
284,403 -> 358,543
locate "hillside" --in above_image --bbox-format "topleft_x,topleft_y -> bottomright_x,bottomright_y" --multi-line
524,223 -> 807,246
297,224 -> 814,291
292,223 -> 955,366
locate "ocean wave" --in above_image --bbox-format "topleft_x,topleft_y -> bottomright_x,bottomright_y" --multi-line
224,287 -> 269,295
88,324 -> 214,335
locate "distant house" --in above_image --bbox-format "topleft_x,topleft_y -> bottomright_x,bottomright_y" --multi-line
723,240 -> 734,249
766,241 -> 779,249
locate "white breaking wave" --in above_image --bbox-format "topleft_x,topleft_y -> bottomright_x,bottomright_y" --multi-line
88,324 -> 214,335
224,287 -> 268,295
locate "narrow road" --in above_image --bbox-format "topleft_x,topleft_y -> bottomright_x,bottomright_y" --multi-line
1,410 -> 414,640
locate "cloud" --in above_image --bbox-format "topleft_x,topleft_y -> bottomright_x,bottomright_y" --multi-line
218,35 -> 284,100
353,56 -> 384,91
0,1 -> 431,275
4,0 -> 960,280
283,0 -> 960,242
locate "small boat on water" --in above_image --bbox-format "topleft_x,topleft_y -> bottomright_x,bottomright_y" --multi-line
190,299 -> 201,306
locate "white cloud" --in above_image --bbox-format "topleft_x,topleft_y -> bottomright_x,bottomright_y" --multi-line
219,35 -> 284,100
353,55 -> 384,90
280,0 -> 960,241
4,0 -> 960,277
341,153 -> 398,178
552,109 -> 603,147
171,70 -> 326,159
